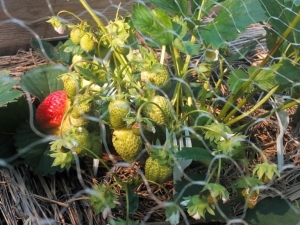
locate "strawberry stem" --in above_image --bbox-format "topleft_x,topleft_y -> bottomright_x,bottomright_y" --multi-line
57,10 -> 83,22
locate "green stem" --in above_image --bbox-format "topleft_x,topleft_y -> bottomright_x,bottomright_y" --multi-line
125,185 -> 130,222
182,0 -> 206,74
216,158 -> 222,184
223,87 -> 260,123
206,165 -> 218,183
57,10 -> 83,22
79,0 -> 106,33
217,10 -> 300,120
226,85 -> 279,126
233,98 -> 300,133
79,0 -> 128,71
278,98 -> 300,111
201,81 -> 209,107
214,58 -> 225,91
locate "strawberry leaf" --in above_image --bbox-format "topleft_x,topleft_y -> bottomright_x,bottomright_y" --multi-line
132,4 -> 174,46
145,0 -> 188,15
275,60 -> 300,91
249,66 -> 278,92
0,96 -> 29,134
227,69 -> 252,94
14,123 -> 64,175
245,197 -> 300,225
21,65 -> 65,101
0,70 -> 23,106
176,147 -> 214,167
31,39 -> 71,64
201,0 -> 267,48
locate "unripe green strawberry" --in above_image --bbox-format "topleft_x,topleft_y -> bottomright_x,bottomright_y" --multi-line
72,54 -> 89,72
86,133 -> 102,158
141,64 -> 170,88
71,94 -> 92,119
70,127 -> 91,154
145,156 -> 173,184
60,72 -> 80,98
70,27 -> 84,44
142,95 -> 172,126
112,129 -> 142,162
108,99 -> 130,129
35,91 -> 70,129
80,32 -> 96,52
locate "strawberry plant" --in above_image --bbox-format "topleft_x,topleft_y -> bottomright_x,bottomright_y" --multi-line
1,0 -> 300,224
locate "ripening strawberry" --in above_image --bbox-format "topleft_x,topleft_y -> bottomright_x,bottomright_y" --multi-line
35,91 -> 70,129
112,129 -> 142,162
108,99 -> 130,129
70,27 -> 84,45
141,64 -> 170,88
80,32 -> 96,52
71,94 -> 92,119
145,156 -> 173,184
142,95 -> 172,125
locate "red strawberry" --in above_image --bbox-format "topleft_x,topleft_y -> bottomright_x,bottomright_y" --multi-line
35,91 -> 70,129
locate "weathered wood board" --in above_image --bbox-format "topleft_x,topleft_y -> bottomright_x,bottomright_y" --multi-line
0,0 -> 135,56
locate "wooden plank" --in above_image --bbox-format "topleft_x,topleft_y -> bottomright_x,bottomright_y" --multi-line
0,0 -> 135,56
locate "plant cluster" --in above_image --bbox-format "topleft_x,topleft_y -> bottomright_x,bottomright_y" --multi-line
1,0 -> 300,224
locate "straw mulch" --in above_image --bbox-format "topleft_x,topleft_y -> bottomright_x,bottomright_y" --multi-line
1,24 -> 300,225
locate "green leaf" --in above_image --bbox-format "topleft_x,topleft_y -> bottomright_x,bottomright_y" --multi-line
21,65 -> 65,101
176,147 -> 214,166
174,172 -> 206,201
59,39 -> 85,55
173,39 -> 202,55
14,123 -> 64,175
232,176 -> 263,191
0,134 -> 17,162
132,4 -> 174,45
201,0 -> 267,48
249,66 -> 278,92
245,197 -> 300,225
228,69 -> 252,94
126,183 -> 139,213
0,96 -> 29,134
172,16 -> 188,39
176,147 -> 214,167
145,0 -> 188,15
275,60 -> 300,90
31,39 -> 71,64
260,0 -> 300,45
284,0 -> 300,6
0,70 -> 23,106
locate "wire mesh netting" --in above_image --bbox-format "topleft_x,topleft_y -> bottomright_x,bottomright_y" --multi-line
1,0 -> 300,225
